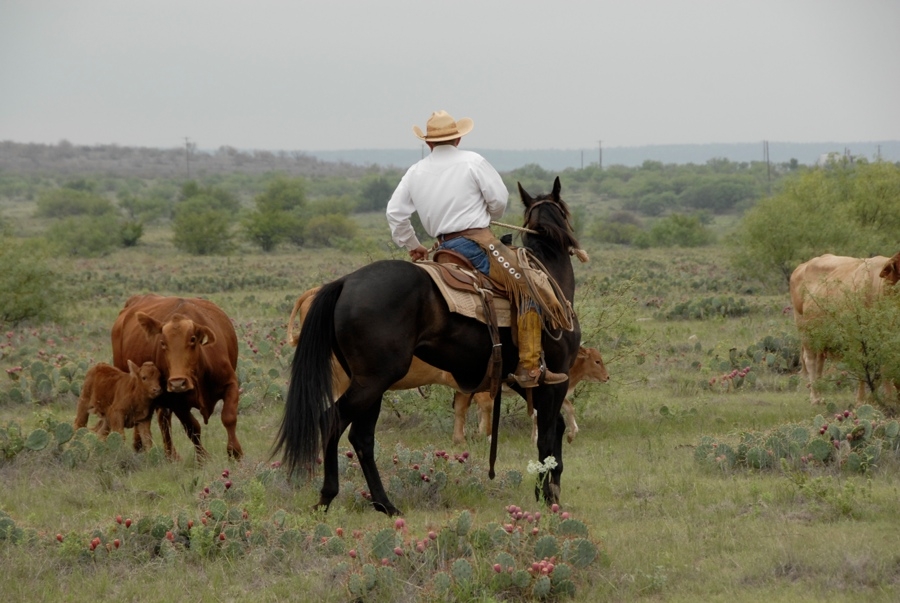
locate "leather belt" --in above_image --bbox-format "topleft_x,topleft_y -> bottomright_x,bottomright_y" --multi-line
437,227 -> 490,244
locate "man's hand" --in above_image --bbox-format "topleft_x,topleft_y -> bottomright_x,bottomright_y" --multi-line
408,245 -> 428,262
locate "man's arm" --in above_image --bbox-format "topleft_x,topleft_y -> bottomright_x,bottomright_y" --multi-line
385,178 -> 423,252
476,158 -> 509,221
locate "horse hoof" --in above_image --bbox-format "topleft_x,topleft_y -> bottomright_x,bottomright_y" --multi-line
375,502 -> 401,517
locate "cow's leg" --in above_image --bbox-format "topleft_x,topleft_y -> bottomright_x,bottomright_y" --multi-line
220,381 -> 243,460
798,345 -> 808,380
93,417 -> 110,437
812,351 -> 826,404
107,409 -> 126,440
475,392 -> 493,439
802,345 -> 823,404
172,405 -> 208,463
131,421 -> 145,451
73,393 -> 92,430
156,408 -> 181,461
882,379 -> 897,403
452,392 -> 472,445
135,419 -> 153,453
563,398 -> 579,444
856,380 -> 868,405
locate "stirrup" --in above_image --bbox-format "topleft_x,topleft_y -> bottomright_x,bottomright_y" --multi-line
510,366 -> 567,388
542,369 -> 568,385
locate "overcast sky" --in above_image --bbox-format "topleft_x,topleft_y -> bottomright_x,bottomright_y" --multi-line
2,1 -> 898,152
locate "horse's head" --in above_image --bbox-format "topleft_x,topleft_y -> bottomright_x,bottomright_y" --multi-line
518,177 -> 585,262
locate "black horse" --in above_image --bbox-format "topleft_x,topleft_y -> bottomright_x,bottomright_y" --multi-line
274,177 -> 582,516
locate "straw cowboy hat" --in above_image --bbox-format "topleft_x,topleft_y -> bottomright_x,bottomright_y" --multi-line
413,110 -> 474,142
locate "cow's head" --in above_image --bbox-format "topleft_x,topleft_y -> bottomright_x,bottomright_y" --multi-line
879,252 -> 900,287
135,312 -> 216,393
128,359 -> 163,400
575,346 -> 610,383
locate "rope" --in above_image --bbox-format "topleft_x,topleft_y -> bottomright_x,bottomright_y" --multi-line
491,221 -> 589,263
490,220 -> 538,235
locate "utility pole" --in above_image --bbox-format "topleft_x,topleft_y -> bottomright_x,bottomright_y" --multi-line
580,150 -> 583,170
184,137 -> 192,179
763,140 -> 771,195
597,140 -> 602,170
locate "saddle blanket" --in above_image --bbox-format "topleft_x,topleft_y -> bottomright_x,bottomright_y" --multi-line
416,263 -> 511,327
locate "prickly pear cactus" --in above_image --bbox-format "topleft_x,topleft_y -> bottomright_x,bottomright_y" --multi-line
494,551 -> 516,571
24,428 -> 50,451
208,499 -> 228,521
562,537 -> 598,568
455,510 -> 472,536
532,574 -> 552,598
54,422 -> 74,445
451,558 -> 474,584
557,518 -> 589,537
367,527 -> 398,562
313,523 -> 333,540
511,568 -> 531,588
432,571 -> 452,596
534,534 -> 559,561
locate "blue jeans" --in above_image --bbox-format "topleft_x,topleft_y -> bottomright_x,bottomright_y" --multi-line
438,237 -> 490,275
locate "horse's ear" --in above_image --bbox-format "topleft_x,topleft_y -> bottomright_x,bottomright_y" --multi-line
517,182 -> 534,207
552,176 -> 561,199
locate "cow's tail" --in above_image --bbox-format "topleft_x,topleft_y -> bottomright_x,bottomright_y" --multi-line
273,279 -> 344,478
286,286 -> 320,347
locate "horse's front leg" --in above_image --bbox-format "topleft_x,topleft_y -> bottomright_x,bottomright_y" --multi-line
533,388 -> 566,506
347,398 -> 400,516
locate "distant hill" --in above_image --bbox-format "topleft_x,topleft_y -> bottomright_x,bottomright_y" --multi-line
310,141 -> 900,172
2,140 -> 897,178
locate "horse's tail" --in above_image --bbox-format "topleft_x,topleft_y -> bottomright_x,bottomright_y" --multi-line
273,279 -> 344,477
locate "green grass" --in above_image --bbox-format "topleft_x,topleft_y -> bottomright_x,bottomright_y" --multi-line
2,240 -> 900,602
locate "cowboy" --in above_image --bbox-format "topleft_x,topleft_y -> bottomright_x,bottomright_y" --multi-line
386,110 -> 567,388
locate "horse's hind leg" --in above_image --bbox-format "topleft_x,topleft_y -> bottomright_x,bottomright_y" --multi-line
347,397 -> 400,516
317,407 -> 348,512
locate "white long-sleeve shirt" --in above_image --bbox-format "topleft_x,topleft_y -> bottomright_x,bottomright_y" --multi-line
386,145 -> 509,251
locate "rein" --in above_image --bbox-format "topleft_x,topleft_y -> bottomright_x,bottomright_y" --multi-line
490,220 -> 537,235
492,205 -> 589,263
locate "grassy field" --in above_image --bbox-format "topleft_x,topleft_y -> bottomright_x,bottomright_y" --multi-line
2,232 -> 900,602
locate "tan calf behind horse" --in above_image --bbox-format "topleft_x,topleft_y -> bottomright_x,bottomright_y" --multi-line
288,288 -> 608,444
456,345 -> 609,445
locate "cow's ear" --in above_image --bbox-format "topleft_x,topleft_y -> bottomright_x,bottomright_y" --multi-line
127,359 -> 140,375
136,312 -> 162,337
197,325 -> 217,346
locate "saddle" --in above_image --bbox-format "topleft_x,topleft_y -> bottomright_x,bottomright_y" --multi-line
416,251 -> 509,400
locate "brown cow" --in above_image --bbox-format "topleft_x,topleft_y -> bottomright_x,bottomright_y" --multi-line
111,294 -> 243,460
73,360 -> 162,448
790,251 -> 900,404
458,345 -> 610,445
289,288 -> 609,444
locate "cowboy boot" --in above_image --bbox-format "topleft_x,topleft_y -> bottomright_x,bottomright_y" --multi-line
512,310 -> 568,388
